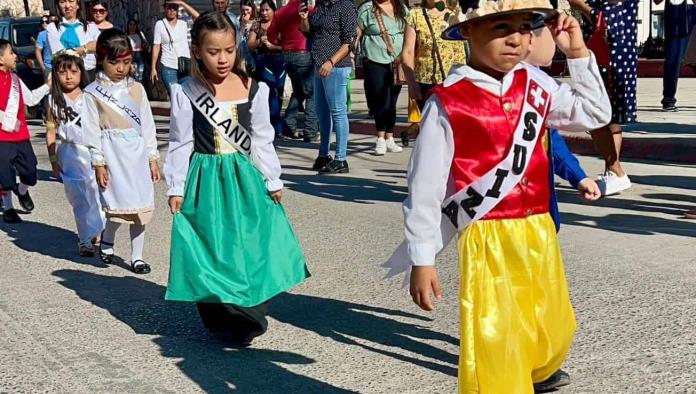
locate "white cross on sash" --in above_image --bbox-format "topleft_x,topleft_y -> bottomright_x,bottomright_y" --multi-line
84,82 -> 142,131
0,74 -> 22,133
382,77 -> 551,282
181,79 -> 252,156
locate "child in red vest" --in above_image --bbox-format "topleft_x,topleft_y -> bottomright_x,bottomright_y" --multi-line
387,1 -> 611,392
0,39 -> 50,223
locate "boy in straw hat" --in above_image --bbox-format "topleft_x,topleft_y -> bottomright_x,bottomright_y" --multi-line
384,0 -> 611,391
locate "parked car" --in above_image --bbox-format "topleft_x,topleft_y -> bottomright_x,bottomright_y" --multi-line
0,16 -> 45,117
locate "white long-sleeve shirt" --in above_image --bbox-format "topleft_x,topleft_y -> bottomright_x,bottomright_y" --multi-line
164,82 -> 283,197
20,80 -> 49,107
403,54 -> 611,267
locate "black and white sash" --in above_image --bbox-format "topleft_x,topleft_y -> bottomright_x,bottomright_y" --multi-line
382,77 -> 551,281
181,79 -> 252,156
53,94 -> 83,143
441,77 -> 550,231
84,81 -> 141,131
0,73 -> 21,132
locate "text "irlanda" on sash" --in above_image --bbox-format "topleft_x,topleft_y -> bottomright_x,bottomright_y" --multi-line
195,92 -> 252,152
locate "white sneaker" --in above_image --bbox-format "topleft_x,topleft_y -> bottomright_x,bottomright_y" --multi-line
596,171 -> 631,196
385,137 -> 403,153
375,137 -> 387,155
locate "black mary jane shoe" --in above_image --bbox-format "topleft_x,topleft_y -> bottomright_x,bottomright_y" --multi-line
2,208 -> 22,223
534,369 -> 571,393
13,189 -> 34,212
312,155 -> 333,171
131,260 -> 151,275
99,241 -> 115,264
400,130 -> 410,147
318,159 -> 349,175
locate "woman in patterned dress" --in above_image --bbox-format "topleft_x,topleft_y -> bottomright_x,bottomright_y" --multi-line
401,0 -> 466,139
570,0 -> 637,196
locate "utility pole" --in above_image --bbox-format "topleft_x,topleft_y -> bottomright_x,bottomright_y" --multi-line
23,0 -> 31,15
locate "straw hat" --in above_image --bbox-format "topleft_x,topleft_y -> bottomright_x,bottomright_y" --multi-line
442,0 -> 558,40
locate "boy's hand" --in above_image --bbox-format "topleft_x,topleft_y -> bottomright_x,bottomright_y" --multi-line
150,161 -> 161,183
549,13 -> 589,59
168,196 -> 183,214
95,166 -> 109,189
269,189 -> 282,203
578,177 -> 601,201
410,266 -> 442,311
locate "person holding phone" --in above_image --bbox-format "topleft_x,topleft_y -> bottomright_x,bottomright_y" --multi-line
267,0 -> 318,142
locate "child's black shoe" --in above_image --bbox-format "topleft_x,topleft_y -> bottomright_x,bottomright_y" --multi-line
13,189 -> 34,212
131,260 -> 151,274
2,209 -> 22,223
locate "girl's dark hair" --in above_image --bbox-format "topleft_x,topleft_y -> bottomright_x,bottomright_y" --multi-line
190,11 -> 248,94
363,0 -> 406,28
258,0 -> 277,13
50,53 -> 89,123
90,0 -> 111,21
53,0 -> 89,32
239,0 -> 257,20
95,28 -> 132,70
127,18 -> 140,34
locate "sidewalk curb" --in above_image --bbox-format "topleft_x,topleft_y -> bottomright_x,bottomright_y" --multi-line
347,119 -> 696,164
152,106 -> 696,164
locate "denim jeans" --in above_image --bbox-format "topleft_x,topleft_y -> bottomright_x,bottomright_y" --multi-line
662,7 -> 696,107
132,52 -> 145,82
283,52 -> 317,137
256,53 -> 287,135
161,65 -> 182,97
315,66 -> 351,161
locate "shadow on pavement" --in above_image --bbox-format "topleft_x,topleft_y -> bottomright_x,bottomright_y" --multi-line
51,270 -> 455,392
560,211 -> 696,237
270,293 -> 459,377
0,219 -> 106,266
629,175 -> 696,190
556,187 -> 695,217
282,173 -> 407,204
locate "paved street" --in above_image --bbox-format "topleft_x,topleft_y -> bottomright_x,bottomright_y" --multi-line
0,122 -> 695,392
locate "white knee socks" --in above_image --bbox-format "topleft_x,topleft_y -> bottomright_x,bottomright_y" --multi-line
100,222 -> 146,262
130,224 -> 146,262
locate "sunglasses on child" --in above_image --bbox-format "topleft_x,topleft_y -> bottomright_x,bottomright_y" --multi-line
92,7 -> 107,14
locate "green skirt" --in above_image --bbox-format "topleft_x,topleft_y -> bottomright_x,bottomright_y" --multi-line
165,152 -> 309,307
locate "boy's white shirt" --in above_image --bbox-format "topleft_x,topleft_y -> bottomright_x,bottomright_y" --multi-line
403,53 -> 611,267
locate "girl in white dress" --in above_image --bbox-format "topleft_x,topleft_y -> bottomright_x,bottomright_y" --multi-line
83,29 -> 161,274
46,51 -> 105,257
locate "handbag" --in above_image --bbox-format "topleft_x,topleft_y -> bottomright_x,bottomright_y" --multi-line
407,98 -> 421,123
422,8 -> 446,83
586,11 -> 610,67
162,19 -> 191,78
373,5 -> 407,85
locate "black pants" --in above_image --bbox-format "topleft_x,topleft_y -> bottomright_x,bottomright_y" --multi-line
363,59 -> 402,133
196,301 -> 269,343
0,140 -> 38,191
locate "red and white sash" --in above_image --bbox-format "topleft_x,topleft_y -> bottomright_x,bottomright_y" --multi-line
383,77 -> 551,280
0,74 -> 21,133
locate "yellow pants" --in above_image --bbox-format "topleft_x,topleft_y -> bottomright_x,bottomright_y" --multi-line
457,213 -> 576,394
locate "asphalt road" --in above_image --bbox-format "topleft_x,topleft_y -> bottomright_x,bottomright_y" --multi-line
1,129 -> 695,393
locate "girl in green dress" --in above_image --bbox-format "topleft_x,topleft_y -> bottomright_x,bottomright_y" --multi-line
163,11 -> 310,346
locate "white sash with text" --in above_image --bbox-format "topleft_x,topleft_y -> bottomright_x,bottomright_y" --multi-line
0,74 -> 21,132
84,82 -> 141,132
181,79 -> 252,156
382,77 -> 551,281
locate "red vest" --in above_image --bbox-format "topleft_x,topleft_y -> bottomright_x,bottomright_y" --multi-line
0,70 -> 30,142
432,68 -> 551,221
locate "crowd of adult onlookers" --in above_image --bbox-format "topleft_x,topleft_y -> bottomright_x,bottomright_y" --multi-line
28,0 -> 696,180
